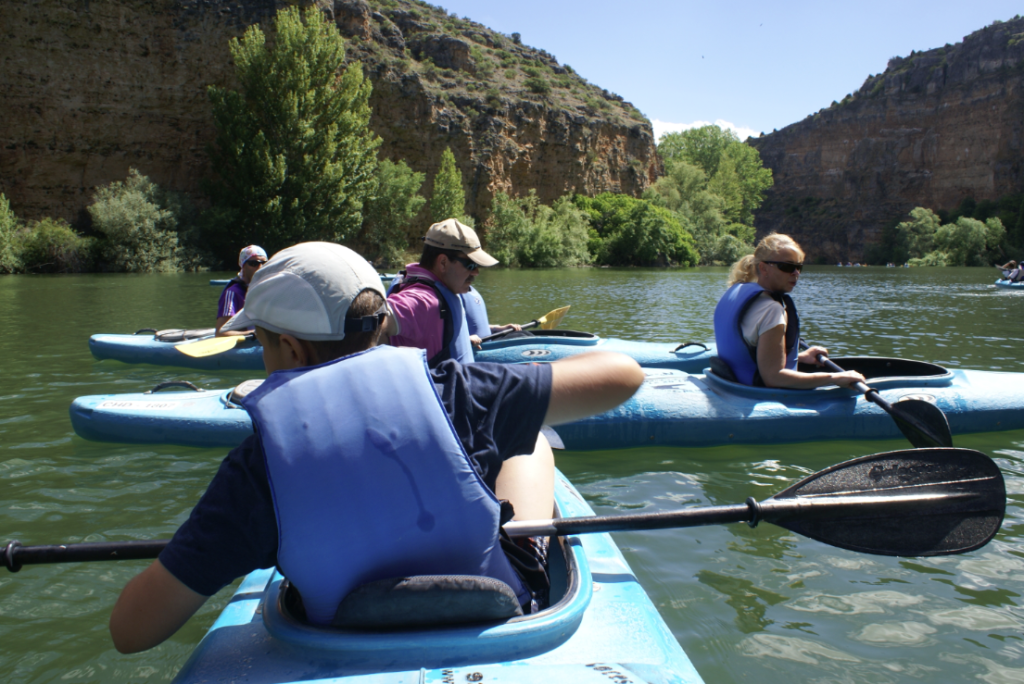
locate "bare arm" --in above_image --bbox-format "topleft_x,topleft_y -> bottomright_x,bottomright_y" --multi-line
109,559 -> 208,653
756,326 -> 864,389
544,352 -> 644,425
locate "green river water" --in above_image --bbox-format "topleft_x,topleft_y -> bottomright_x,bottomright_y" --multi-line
1,266 -> 1022,683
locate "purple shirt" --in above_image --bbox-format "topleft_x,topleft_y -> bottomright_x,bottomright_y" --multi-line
217,281 -> 246,319
387,264 -> 446,359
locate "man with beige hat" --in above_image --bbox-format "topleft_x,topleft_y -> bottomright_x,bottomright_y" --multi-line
387,218 -> 504,366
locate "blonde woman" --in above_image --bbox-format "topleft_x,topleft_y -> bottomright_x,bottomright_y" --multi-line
713,234 -> 865,389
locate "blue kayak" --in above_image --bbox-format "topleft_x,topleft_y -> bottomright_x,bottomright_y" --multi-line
476,330 -> 716,373
996,278 -> 1024,289
170,471 -> 706,684
69,357 -> 1024,449
87,328 -> 714,373
89,329 -> 265,371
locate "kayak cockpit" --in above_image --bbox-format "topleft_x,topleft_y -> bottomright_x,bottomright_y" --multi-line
260,530 -> 592,669
704,355 -> 954,399
479,329 -> 600,350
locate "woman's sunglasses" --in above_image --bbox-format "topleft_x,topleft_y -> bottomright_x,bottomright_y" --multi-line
452,256 -> 479,272
245,259 -> 266,268
763,260 -> 803,273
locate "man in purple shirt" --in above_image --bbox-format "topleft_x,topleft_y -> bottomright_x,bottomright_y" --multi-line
387,219 -> 496,365
215,245 -> 267,336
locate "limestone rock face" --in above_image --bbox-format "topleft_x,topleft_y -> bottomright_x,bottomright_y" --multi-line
749,17 -> 1024,262
0,0 -> 657,228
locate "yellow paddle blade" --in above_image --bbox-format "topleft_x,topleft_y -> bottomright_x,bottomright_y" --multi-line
536,306 -> 570,330
175,335 -> 247,358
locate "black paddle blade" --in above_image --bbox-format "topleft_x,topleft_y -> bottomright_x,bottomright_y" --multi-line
761,448 -> 1004,556
890,398 -> 954,448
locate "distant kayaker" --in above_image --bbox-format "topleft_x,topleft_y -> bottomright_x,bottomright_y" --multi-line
463,285 -> 522,348
714,233 -> 865,389
108,241 -> 643,653
214,245 -> 267,336
387,219 -> 518,364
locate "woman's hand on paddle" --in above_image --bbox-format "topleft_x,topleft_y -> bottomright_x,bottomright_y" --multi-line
798,346 -> 830,366
830,370 -> 867,388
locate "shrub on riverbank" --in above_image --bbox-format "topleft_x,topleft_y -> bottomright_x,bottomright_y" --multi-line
574,193 -> 698,267
486,191 -> 591,267
88,169 -> 192,273
17,218 -> 96,273
0,194 -> 22,274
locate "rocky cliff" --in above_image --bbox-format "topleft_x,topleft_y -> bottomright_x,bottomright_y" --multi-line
0,0 -> 657,228
749,17 -> 1024,262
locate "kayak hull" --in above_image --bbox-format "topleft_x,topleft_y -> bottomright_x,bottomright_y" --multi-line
69,360 -> 1024,449
170,472 -> 705,684
553,365 -> 1024,450
89,331 -> 712,373
995,278 -> 1024,289
89,333 -> 266,371
476,333 -> 715,373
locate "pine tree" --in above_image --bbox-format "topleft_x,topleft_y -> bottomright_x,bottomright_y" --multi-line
205,6 -> 381,257
430,148 -> 467,223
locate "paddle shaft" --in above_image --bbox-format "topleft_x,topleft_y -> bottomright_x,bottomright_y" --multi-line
3,539 -> 169,572
813,353 -> 896,411
479,320 -> 539,343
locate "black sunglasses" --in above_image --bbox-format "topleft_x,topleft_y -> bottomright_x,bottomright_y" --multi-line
452,255 -> 479,272
763,260 -> 803,273
245,259 -> 266,267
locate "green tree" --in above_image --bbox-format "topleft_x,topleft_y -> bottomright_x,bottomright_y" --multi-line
0,194 -> 22,273
651,126 -> 771,263
896,207 -> 942,258
430,148 -> 467,223
88,169 -> 184,273
206,6 -> 381,257
361,160 -> 427,267
658,125 -> 738,178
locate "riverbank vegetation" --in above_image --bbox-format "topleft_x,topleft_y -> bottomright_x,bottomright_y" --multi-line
0,8 -> 773,274
867,194 -> 1024,266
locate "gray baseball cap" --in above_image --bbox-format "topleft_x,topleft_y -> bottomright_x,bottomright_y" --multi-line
221,242 -> 400,340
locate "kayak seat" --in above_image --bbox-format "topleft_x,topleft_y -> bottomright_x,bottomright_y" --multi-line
708,355 -> 739,383
279,575 -> 524,630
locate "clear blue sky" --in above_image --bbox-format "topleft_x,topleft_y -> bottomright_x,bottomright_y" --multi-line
428,0 -> 1022,140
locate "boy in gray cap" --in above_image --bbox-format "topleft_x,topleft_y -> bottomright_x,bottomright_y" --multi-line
109,241 -> 643,653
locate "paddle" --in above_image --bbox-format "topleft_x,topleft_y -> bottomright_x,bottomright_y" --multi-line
3,448 -> 1002,572
799,340 -> 953,449
479,306 -> 571,343
176,333 -> 256,358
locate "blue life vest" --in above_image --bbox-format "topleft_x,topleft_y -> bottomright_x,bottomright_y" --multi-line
713,282 -> 800,386
462,286 -> 491,338
388,272 -> 475,367
241,345 -> 529,625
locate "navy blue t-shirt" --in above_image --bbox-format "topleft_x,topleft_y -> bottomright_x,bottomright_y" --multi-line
159,359 -> 552,597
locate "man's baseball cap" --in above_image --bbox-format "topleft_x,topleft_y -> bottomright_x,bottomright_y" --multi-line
221,242 -> 399,340
423,218 -> 499,267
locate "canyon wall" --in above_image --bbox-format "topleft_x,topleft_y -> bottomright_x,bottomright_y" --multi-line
749,17 -> 1024,262
0,0 -> 658,228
